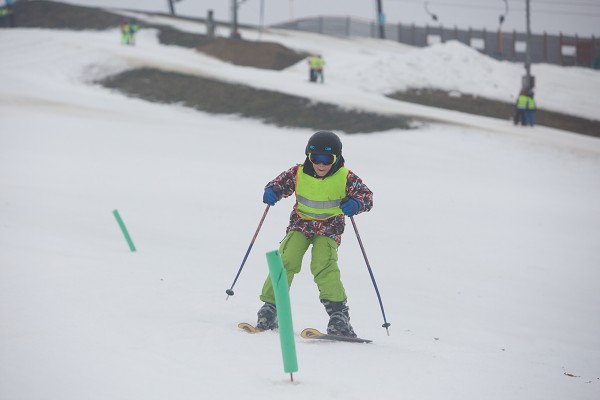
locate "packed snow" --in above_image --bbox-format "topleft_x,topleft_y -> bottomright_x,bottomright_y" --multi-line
1,10 -> 600,400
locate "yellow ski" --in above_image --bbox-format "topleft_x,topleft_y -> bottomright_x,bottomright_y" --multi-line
300,328 -> 372,343
238,322 -> 264,333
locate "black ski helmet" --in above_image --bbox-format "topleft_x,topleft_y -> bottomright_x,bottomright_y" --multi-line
305,131 -> 342,156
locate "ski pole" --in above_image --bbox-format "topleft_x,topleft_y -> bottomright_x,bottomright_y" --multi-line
226,205 -> 270,300
350,216 -> 391,335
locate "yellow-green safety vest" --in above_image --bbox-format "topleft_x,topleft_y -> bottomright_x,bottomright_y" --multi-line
295,165 -> 348,220
517,95 -> 529,109
309,57 -> 321,69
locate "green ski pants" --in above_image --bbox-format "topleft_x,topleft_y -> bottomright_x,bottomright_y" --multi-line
260,231 -> 347,305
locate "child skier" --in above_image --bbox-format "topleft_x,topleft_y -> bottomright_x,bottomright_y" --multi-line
257,131 -> 373,337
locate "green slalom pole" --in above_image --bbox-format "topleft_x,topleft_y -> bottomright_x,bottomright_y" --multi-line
266,250 -> 298,382
112,209 -> 136,252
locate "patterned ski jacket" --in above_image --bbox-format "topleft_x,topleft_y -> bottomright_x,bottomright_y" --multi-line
265,160 -> 373,246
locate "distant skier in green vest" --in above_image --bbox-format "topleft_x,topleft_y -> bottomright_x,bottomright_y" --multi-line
308,54 -> 325,83
257,131 -> 373,337
120,19 -> 131,45
313,54 -> 325,83
308,54 -> 318,82
513,89 -> 529,126
120,18 -> 139,45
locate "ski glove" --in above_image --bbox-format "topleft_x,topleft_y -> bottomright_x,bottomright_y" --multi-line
340,198 -> 360,217
263,187 -> 281,206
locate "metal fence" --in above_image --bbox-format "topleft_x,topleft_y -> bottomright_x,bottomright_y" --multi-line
273,17 -> 600,69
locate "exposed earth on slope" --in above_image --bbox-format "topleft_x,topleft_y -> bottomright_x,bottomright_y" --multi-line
100,68 -> 413,133
6,0 -> 598,136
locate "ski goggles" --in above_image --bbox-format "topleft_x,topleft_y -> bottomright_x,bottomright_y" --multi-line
308,153 -> 337,165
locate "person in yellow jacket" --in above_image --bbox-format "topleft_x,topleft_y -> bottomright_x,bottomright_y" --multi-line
120,19 -> 131,45
120,19 -> 139,45
256,131 -> 373,337
308,54 -> 318,82
513,89 -> 529,126
313,54 -> 325,83
308,54 -> 325,83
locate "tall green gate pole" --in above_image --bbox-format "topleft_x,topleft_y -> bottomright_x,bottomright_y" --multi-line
266,250 -> 298,382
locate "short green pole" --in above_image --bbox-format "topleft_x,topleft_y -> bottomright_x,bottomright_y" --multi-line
266,250 -> 298,381
113,209 -> 136,252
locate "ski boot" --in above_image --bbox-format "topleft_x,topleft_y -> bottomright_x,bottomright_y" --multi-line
321,299 -> 357,338
256,302 -> 278,331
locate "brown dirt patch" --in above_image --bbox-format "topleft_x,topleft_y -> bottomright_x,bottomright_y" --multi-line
11,0 -> 123,30
99,68 -> 414,133
198,39 -> 308,70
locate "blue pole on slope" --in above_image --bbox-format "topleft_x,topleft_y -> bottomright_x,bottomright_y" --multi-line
350,216 -> 391,335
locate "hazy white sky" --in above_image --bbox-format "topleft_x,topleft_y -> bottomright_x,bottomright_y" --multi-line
62,1 -> 600,37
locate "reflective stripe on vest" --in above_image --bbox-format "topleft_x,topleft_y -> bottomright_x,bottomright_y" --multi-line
295,165 -> 348,220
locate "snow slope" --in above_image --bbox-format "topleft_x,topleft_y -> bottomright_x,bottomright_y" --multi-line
1,16 -> 600,400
